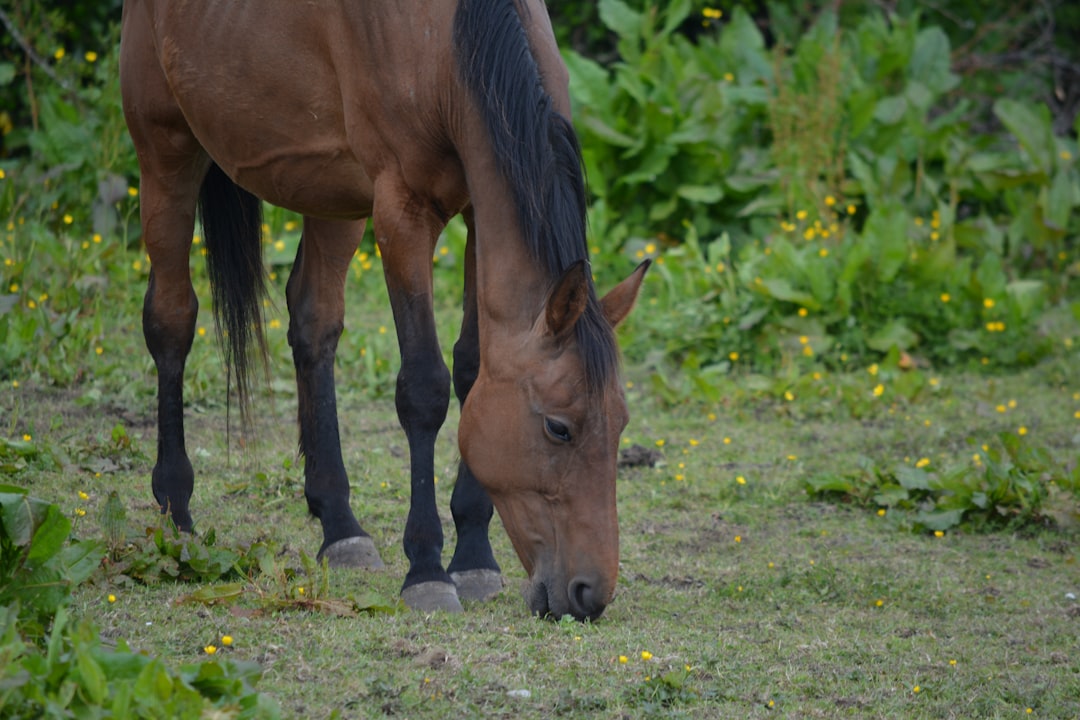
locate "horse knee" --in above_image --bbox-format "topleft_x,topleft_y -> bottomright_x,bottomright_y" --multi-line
396,360 -> 451,435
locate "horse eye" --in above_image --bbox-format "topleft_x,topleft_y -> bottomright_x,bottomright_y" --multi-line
544,417 -> 572,443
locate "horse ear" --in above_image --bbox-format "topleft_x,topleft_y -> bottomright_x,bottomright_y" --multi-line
600,260 -> 650,328
544,260 -> 590,341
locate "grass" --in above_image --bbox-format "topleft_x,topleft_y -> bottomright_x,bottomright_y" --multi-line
4,338 -> 1079,717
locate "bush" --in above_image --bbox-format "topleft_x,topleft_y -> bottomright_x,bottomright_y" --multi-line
0,486 -> 281,718
1,1 -> 1077,400
572,1 -> 1079,384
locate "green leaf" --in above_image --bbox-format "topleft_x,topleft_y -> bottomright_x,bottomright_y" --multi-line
993,99 -> 1054,175
873,486 -> 911,507
27,504 -> 71,566
895,466 -> 931,491
1043,169 -> 1074,230
58,540 -> 105,586
579,115 -> 636,148
564,51 -> 611,111
0,62 -> 16,85
910,27 -> 958,95
914,508 -> 965,531
598,0 -> 643,40
181,582 -> 245,605
676,185 -> 723,203
867,320 -> 919,352
754,278 -> 817,307
860,206 -> 909,282
660,0 -> 692,36
1005,280 -> 1046,320
76,648 -> 108,706
873,95 -> 908,125
718,7 -> 771,83
804,475 -> 854,495
620,143 -> 677,185
1,493 -> 50,547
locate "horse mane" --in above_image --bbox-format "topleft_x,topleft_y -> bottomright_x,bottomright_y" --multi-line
453,0 -> 619,395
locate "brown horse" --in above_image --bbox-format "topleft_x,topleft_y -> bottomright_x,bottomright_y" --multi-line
120,0 -> 647,620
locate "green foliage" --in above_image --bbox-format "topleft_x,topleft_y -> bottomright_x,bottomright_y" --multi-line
0,604 -> 280,719
1,23 -> 141,389
0,490 -> 281,717
575,4 -> 1079,386
624,666 -> 700,710
0,485 -> 104,640
1,0 -> 1078,398
804,431 -> 1078,532
111,524 -> 251,585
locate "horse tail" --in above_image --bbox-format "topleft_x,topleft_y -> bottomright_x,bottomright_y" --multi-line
198,161 -> 268,422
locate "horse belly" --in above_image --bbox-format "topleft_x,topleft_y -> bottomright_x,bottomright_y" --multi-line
228,148 -> 376,220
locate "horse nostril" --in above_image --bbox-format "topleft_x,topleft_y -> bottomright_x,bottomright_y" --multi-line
568,576 -> 606,621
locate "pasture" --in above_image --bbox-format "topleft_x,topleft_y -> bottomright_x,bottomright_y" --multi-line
3,0 -> 1080,717
5,335 -> 1079,717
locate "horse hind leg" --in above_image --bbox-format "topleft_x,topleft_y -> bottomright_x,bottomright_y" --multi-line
137,152 -> 208,532
286,217 -> 383,569
122,28 -> 208,531
446,215 -> 503,601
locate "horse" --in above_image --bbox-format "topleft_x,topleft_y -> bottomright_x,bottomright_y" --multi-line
119,0 -> 647,621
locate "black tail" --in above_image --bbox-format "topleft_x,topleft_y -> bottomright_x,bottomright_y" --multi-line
198,162 -> 268,422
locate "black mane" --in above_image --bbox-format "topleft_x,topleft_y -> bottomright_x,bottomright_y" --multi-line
453,0 -> 619,394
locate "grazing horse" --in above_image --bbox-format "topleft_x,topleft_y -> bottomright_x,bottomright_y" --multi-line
119,0 -> 647,620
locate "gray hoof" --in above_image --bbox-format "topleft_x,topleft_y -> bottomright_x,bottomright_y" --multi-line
401,581 -> 464,613
318,536 -> 385,570
451,569 -> 504,602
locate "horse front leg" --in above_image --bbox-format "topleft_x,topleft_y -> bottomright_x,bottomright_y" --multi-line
446,214 -> 503,601
376,193 -> 461,613
287,217 -> 383,568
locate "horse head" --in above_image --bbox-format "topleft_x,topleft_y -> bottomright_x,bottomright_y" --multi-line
459,260 -> 648,620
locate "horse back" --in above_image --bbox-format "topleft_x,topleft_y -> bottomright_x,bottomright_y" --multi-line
121,0 -> 472,220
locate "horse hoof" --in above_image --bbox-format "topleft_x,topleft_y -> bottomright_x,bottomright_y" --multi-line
318,536 -> 385,570
401,581 -> 464,613
451,569 -> 504,601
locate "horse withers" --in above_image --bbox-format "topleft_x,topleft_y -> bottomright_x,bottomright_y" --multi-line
120,0 -> 647,620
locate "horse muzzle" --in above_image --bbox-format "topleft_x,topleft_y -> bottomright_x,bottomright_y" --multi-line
524,570 -> 613,622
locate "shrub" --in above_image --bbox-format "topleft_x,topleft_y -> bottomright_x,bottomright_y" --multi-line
0,486 -> 281,718
574,1 -> 1078,385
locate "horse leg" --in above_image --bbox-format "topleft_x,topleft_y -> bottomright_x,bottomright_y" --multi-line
287,217 -> 383,568
139,158 -> 208,532
446,213 -> 503,601
122,25 -> 209,530
376,194 -> 461,613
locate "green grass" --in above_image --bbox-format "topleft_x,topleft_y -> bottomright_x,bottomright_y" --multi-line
4,347 -> 1079,717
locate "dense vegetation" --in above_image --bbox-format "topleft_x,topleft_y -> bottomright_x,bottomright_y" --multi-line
2,1 -> 1078,396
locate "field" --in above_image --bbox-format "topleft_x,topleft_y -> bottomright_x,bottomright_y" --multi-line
6,339 -> 1079,718
3,1 -> 1080,717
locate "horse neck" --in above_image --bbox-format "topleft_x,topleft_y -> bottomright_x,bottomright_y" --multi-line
469,181 -> 549,352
